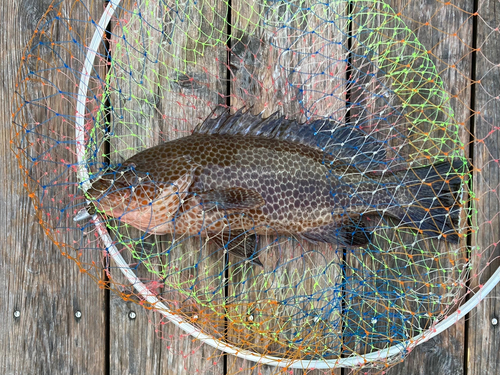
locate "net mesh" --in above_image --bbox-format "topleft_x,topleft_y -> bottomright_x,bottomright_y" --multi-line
11,0 -> 499,373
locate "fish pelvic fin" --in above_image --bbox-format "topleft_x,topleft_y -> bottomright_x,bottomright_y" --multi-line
394,159 -> 467,243
300,217 -> 372,247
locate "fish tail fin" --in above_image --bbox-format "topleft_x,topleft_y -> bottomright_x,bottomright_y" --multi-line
394,160 -> 467,243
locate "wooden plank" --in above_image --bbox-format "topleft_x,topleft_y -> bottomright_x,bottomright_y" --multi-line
226,1 -> 345,373
467,0 -> 500,373
1,2 -> 496,375
344,0 -> 472,372
1,0 -> 107,374
154,0 -> 229,368
105,1 -> 227,374
383,1 -> 472,372
105,4 -> 165,373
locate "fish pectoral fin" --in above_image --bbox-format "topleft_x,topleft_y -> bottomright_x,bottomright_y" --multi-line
211,231 -> 263,267
300,217 -> 371,247
197,187 -> 265,210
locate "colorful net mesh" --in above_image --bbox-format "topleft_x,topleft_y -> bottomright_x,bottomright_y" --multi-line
11,0 -> 500,373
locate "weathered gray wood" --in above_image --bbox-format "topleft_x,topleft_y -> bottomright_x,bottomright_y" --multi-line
109,298 -> 165,375
379,0 -> 471,373
382,1 -> 472,373
226,1 -> 345,374
106,2 -> 227,374
343,0 -> 471,372
467,0 -> 500,373
105,5 -> 166,374
1,1 -> 499,375
152,2 -> 235,371
1,1 -> 106,374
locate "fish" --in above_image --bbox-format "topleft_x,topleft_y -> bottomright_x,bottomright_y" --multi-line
76,108 -> 466,266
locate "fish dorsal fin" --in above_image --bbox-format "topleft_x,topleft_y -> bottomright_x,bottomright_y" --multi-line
194,108 -> 386,164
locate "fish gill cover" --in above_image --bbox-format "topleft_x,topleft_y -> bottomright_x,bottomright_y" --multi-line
10,0 -> 499,373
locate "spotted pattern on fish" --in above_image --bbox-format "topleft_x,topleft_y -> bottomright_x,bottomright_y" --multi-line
85,109 -> 465,251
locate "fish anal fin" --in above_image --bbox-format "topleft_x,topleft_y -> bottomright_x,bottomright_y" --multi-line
197,187 -> 265,210
300,218 -> 372,247
211,232 -> 262,267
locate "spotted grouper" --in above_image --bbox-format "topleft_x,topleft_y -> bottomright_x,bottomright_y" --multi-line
76,108 -> 465,266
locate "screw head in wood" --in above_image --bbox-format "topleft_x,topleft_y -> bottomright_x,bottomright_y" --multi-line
492,317 -> 498,326
13,310 -> 20,318
75,311 -> 82,319
129,311 -> 137,320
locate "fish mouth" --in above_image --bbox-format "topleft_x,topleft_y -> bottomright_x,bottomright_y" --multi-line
74,170 -> 123,223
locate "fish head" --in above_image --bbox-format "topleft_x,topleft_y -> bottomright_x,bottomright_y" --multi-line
81,166 -> 195,234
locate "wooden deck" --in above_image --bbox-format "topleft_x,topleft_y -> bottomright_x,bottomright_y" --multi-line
1,0 -> 499,374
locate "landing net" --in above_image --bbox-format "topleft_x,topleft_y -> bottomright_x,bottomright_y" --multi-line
11,0 -> 499,373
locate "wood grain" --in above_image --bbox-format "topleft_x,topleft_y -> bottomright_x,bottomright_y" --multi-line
467,0 -> 500,374
105,4 -> 166,374
1,1 -> 107,374
1,1 -> 499,375
105,1 -> 227,374
343,0 -> 471,372
225,1 -> 346,374
383,1 -> 472,374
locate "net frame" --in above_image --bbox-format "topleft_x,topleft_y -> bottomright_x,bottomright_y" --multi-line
67,0 -> 500,369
